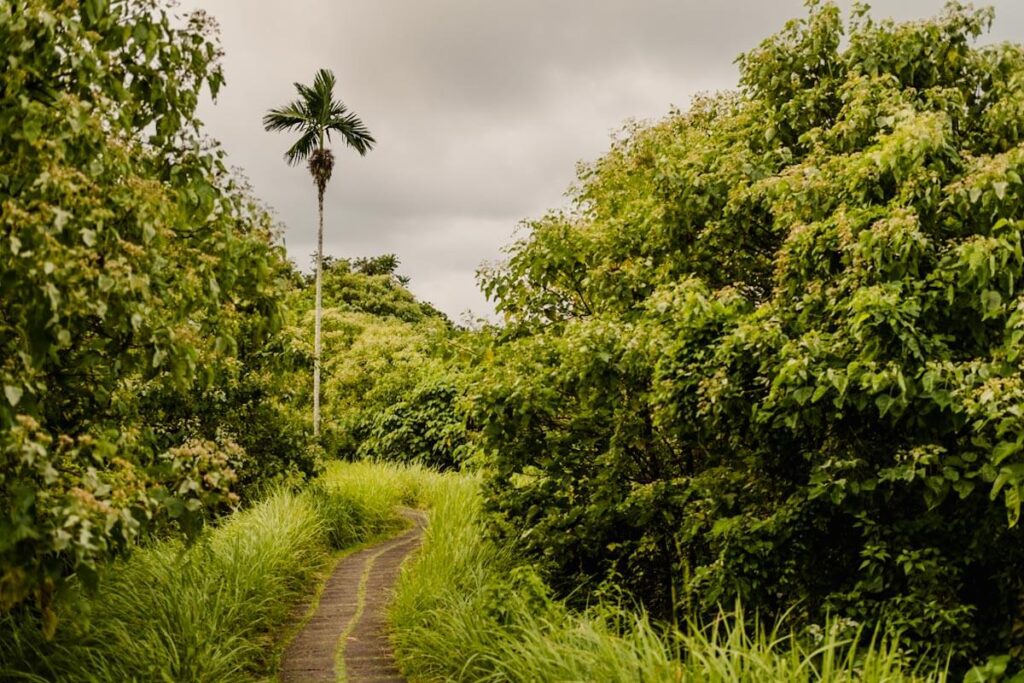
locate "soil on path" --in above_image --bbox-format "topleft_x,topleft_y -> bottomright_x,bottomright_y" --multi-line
280,509 -> 426,683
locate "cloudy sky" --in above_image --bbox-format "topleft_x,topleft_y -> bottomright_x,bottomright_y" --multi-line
178,0 -> 1024,319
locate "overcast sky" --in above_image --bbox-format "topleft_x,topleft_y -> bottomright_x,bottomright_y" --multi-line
178,0 -> 1024,319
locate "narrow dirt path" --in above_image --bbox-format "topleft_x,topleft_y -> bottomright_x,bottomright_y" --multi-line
280,509 -> 426,683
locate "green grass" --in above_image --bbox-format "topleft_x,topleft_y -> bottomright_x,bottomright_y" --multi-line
0,462 -> 949,682
1,490 -> 329,682
0,461 -> 440,683
390,472 -> 950,683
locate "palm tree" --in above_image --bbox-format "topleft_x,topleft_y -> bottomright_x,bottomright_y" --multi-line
263,69 -> 375,437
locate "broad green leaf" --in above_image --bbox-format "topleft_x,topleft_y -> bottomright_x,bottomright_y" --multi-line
4,385 -> 23,407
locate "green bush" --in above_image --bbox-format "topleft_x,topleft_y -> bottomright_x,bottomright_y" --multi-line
313,255 -> 449,324
0,0 -> 322,615
474,1 -> 1024,667
357,376 -> 469,470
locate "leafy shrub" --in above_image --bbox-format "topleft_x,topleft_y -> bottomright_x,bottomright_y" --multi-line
0,0 -> 314,613
357,377 -> 469,470
475,1 -> 1024,667
313,254 -> 447,323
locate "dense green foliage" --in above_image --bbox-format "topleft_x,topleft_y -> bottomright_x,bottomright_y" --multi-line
0,0 -> 317,617
391,468 -> 946,682
474,1 -> 1024,667
357,376 -> 468,470
287,256 -> 470,469
311,254 -> 450,323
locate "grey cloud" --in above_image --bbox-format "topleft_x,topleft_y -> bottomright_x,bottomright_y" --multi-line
181,0 -> 1024,319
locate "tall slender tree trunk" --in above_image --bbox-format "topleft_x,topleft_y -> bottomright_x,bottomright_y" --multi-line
313,186 -> 324,437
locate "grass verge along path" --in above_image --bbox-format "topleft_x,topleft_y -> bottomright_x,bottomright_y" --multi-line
390,474 -> 950,683
281,508 -> 426,683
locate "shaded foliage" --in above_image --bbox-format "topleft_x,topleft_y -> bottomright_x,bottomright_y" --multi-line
357,377 -> 469,471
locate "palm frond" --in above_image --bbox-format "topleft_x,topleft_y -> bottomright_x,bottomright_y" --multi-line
262,101 -> 310,132
326,111 -> 376,156
284,129 -> 318,165
295,82 -> 321,112
264,68 -> 374,167
329,100 -> 350,120
313,69 -> 336,110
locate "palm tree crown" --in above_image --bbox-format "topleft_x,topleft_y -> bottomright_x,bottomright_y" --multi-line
263,68 -> 375,191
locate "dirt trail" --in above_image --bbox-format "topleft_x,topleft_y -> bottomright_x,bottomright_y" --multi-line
280,509 -> 425,683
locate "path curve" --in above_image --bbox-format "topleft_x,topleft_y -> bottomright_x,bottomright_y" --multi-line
280,509 -> 426,683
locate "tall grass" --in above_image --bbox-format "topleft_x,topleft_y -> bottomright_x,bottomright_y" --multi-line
390,474 -> 949,683
0,461 -> 440,683
1,490 -> 328,682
